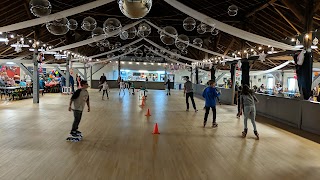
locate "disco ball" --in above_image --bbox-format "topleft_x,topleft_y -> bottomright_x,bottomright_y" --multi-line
183,17 -> 196,31
181,49 -> 188,55
137,23 -> 151,37
228,10 -> 238,16
68,19 -> 78,30
107,53 -> 115,59
92,27 -> 105,41
197,24 -> 206,34
175,34 -> 189,50
211,29 -> 219,36
103,18 -> 122,35
170,49 -> 180,60
115,42 -> 121,48
134,49 -> 144,57
127,27 -> 137,39
146,53 -> 155,61
118,0 -> 152,19
109,44 -> 115,50
228,5 -> 238,12
46,17 -> 69,35
160,26 -> 178,45
120,31 -> 129,40
29,0 -> 51,17
192,38 -> 203,47
228,5 -> 238,16
81,17 -> 97,31
100,39 -> 110,47
200,23 -> 215,32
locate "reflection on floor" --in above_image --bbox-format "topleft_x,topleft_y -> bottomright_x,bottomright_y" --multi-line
0,89 -> 320,180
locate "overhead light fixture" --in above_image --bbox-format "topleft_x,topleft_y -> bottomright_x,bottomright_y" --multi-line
291,38 -> 296,42
10,34 -> 14,38
143,62 -> 147,65
11,44 -> 30,48
0,38 -> 8,42
121,61 -> 125,64
311,45 -> 318,49
158,63 -> 161,65
136,62 -> 140,65
258,47 -> 262,50
129,62 -> 132,64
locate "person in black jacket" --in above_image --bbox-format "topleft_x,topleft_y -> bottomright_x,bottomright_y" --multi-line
99,73 -> 107,92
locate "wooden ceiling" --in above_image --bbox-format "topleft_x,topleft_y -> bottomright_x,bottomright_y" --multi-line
0,0 -> 319,70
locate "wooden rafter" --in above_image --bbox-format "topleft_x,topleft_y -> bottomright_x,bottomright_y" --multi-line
271,4 -> 301,34
281,0 -> 304,22
223,38 -> 236,56
246,0 -> 277,17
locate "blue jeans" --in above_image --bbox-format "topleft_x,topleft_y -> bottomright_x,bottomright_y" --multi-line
243,106 -> 257,131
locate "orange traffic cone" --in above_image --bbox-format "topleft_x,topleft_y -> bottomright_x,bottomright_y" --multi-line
152,123 -> 160,134
145,108 -> 151,116
141,99 -> 145,107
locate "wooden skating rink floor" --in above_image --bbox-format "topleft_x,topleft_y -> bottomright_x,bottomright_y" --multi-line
1,89 -> 320,180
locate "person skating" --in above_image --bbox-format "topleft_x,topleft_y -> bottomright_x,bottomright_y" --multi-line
99,81 -> 109,100
68,80 -> 90,137
184,76 -> 198,112
119,79 -> 125,95
202,80 -> 220,128
99,73 -> 107,92
165,79 -> 171,95
240,84 -> 259,140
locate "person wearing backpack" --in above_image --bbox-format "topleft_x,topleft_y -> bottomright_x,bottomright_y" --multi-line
68,80 -> 90,137
240,84 -> 259,140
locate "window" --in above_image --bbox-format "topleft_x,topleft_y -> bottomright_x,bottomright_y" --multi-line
267,77 -> 274,89
288,78 -> 296,92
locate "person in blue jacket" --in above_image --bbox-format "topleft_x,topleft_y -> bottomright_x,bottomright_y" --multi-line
202,80 -> 221,128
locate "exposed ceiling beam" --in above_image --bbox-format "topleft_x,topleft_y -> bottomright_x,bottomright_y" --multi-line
223,38 -> 236,56
271,4 -> 301,34
314,0 -> 320,14
246,0 -> 277,17
281,0 -> 304,22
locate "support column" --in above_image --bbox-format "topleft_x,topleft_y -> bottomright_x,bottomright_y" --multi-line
195,67 -> 199,84
241,61 -> 250,86
83,63 -> 87,81
190,67 -> 193,83
230,63 -> 236,104
118,58 -> 121,78
296,0 -> 314,100
66,58 -> 70,88
164,65 -> 168,82
90,65 -> 93,87
32,51 -> 39,104
211,66 -> 216,82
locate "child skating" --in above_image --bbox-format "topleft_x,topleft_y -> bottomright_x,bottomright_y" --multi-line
67,80 -> 90,142
99,81 -> 109,100
240,85 -> 259,140
119,79 -> 125,95
202,80 -> 220,128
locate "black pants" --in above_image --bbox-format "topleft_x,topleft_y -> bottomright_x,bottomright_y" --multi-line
103,90 -> 108,98
71,110 -> 83,132
237,97 -> 241,114
186,92 -> 196,110
204,106 -> 216,124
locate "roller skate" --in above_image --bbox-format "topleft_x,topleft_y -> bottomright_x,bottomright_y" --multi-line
254,130 -> 259,140
242,128 -> 248,138
66,131 -> 82,142
212,123 -> 218,128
